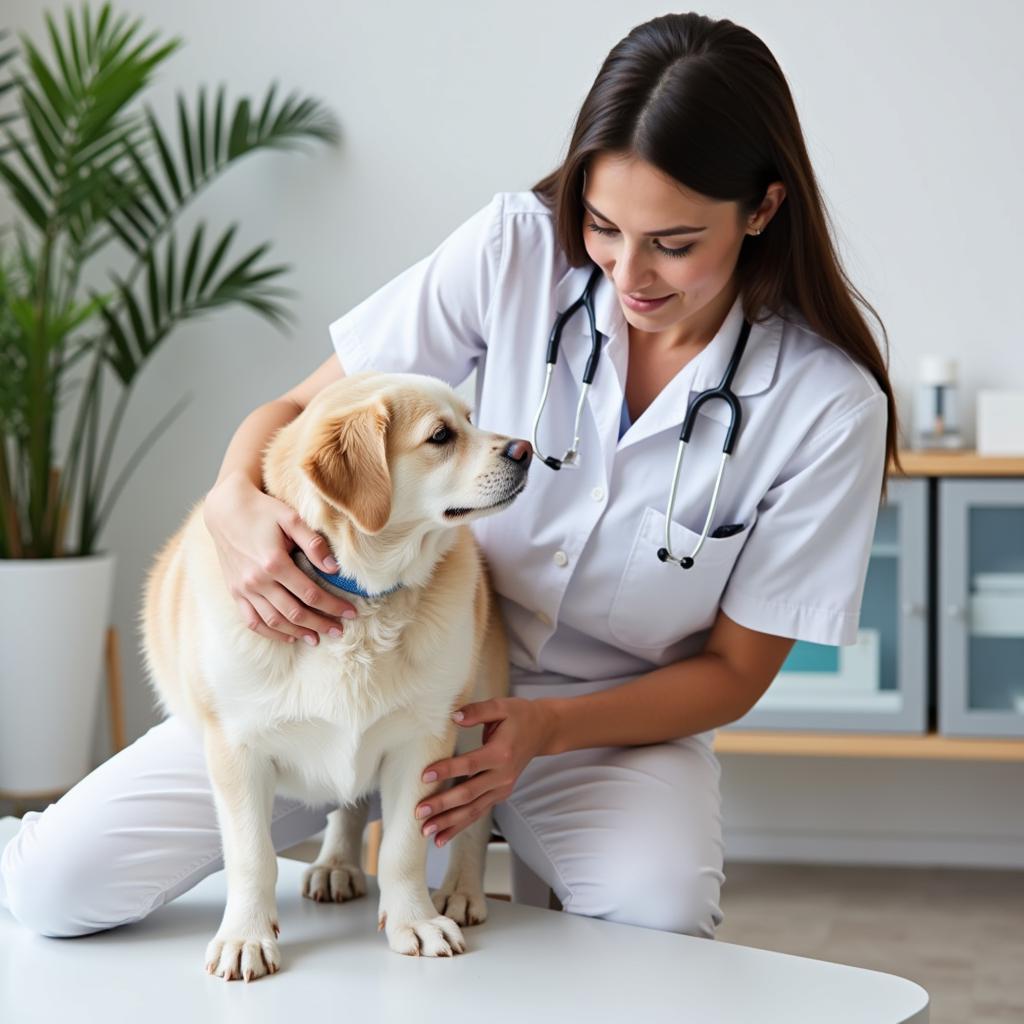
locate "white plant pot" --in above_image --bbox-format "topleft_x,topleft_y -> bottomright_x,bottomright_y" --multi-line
0,554 -> 117,797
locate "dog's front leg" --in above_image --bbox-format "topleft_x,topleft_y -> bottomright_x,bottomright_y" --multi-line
428,715 -> 495,926
432,598 -> 509,926
202,722 -> 281,981
376,731 -> 467,957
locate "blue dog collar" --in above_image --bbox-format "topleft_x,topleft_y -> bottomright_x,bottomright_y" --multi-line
311,564 -> 403,600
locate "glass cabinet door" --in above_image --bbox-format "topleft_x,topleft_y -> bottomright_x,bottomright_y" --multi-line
939,479 -> 1024,737
730,478 -> 928,733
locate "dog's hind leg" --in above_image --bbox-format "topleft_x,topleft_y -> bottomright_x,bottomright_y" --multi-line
301,799 -> 369,903
430,811 -> 493,926
202,717 -> 282,981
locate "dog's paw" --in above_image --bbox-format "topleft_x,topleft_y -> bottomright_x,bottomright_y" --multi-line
301,860 -> 367,903
431,885 -> 488,926
378,908 -> 466,957
204,924 -> 281,982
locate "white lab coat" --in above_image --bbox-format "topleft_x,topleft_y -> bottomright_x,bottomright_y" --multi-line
328,190 -> 889,691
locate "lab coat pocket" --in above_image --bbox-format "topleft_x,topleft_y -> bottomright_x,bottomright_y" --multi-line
608,506 -> 754,649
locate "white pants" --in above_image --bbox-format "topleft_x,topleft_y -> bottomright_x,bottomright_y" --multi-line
1,692 -> 725,940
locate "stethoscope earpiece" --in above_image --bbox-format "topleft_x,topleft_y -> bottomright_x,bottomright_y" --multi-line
534,266 -> 752,570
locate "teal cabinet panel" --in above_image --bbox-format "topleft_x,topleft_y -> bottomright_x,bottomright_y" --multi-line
729,478 -> 928,733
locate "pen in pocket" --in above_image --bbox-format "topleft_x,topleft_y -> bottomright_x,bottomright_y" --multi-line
710,523 -> 746,539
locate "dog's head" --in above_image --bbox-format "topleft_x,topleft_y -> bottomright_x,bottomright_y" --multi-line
267,372 -> 531,543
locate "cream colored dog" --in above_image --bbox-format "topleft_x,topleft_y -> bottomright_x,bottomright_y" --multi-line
141,370 -> 532,980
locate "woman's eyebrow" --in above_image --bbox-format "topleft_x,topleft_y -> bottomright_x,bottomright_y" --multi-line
581,196 -> 706,236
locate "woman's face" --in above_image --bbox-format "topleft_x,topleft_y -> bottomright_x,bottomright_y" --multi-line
581,152 -> 771,342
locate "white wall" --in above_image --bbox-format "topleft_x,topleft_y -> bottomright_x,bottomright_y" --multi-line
2,0 -> 1021,865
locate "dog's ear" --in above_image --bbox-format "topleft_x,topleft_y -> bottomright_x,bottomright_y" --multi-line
304,399 -> 392,534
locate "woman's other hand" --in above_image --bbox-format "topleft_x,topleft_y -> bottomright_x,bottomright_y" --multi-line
202,471 -> 357,645
414,698 -> 559,847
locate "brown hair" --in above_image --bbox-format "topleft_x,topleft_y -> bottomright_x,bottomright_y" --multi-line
531,12 -> 901,495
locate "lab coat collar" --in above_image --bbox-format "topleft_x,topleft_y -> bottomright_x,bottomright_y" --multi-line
552,265 -> 782,457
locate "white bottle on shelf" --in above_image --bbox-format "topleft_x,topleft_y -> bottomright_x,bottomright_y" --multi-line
913,356 -> 963,450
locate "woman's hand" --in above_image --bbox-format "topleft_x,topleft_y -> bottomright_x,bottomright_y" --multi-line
202,471 -> 358,645
415,697 -> 559,847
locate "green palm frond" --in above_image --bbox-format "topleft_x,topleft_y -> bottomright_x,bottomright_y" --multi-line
93,222 -> 295,384
0,33 -> 21,143
102,83 -> 339,258
0,8 -> 180,236
0,3 -> 340,558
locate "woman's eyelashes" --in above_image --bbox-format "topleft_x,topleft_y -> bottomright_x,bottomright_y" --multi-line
586,221 -> 695,258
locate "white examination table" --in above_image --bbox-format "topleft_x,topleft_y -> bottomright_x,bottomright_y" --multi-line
0,816 -> 928,1023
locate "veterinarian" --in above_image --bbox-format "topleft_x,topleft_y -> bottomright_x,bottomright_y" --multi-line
1,12 -> 897,940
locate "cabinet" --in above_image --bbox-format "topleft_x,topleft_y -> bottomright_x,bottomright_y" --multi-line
731,478 -> 928,733
939,479 -> 1024,738
717,452 -> 1024,761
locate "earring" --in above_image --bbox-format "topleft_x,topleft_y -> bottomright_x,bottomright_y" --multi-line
750,224 -> 763,236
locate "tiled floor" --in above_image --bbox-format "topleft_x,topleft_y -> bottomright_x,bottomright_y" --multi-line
281,838 -> 1023,1024
714,862 -> 1024,1024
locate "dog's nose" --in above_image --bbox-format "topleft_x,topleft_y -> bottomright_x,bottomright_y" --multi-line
502,439 -> 533,466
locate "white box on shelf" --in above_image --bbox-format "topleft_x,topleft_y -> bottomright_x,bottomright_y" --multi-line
976,390 -> 1024,456
755,690 -> 903,713
970,592 -> 1024,638
974,572 -> 1024,592
759,630 -> 886,711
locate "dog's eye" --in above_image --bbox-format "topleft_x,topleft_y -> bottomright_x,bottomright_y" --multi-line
428,426 -> 451,444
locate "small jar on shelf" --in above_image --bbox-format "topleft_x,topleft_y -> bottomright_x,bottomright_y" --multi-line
913,356 -> 963,450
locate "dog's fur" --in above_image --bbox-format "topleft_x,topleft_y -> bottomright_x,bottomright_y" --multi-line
140,371 -> 530,979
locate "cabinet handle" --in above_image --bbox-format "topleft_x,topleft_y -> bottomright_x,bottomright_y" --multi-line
946,603 -> 966,621
901,602 -> 925,617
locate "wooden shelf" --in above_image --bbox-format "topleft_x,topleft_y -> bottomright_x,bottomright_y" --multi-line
714,729 -> 1024,762
892,449 -> 1024,477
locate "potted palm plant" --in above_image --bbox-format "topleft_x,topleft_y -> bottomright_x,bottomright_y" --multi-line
0,3 -> 339,797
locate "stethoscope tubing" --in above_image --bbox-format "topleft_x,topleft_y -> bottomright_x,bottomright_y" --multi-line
534,265 -> 752,568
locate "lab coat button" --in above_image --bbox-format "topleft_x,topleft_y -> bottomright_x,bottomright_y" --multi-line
536,611 -> 553,627
553,550 -> 569,567
591,487 -> 605,501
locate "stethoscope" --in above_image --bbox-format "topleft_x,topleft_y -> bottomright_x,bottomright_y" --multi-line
532,264 -> 753,570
